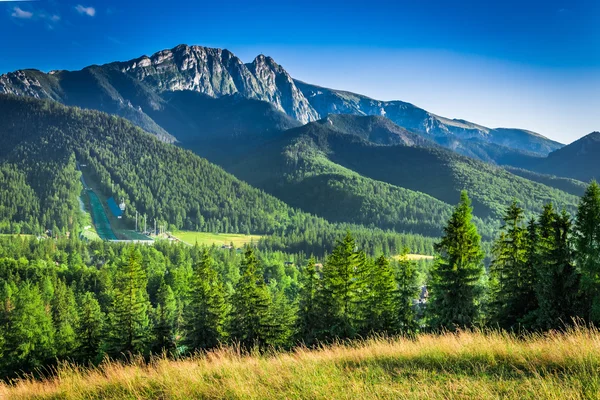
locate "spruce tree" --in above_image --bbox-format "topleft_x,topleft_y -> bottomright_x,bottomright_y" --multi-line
296,257 -> 321,345
362,256 -> 399,334
396,253 -> 419,333
51,279 -> 78,359
229,247 -> 275,349
153,279 -> 177,354
107,246 -> 152,357
75,292 -> 105,363
319,232 -> 364,339
535,207 -> 579,329
489,201 -> 532,330
184,249 -> 226,351
3,283 -> 55,374
428,191 -> 485,330
574,181 -> 600,323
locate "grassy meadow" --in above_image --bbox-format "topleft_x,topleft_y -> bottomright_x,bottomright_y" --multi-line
3,327 -> 600,399
172,231 -> 263,247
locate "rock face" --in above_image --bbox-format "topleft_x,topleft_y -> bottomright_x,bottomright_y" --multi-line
0,44 -> 562,157
0,45 -> 318,124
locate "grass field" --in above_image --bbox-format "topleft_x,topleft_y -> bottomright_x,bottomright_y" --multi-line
2,327 -> 600,399
172,231 -> 263,247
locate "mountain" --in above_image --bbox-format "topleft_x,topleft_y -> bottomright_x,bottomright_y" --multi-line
224,114 -> 579,240
1,44 -> 562,161
512,132 -> 600,183
0,94 -> 314,235
0,94 -> 438,255
294,81 -> 563,159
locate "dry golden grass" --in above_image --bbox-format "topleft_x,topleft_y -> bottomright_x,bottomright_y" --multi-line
3,327 -> 600,399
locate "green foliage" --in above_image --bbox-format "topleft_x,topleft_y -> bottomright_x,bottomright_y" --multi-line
229,247 -> 277,349
533,206 -> 580,330
184,249 -> 227,351
489,202 -> 536,330
428,191 -> 485,330
107,247 -> 152,357
75,292 -> 105,363
1,283 -> 55,375
574,181 -> 600,323
153,279 -> 177,354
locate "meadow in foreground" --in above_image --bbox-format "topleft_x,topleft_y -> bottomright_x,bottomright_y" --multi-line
2,327 -> 600,400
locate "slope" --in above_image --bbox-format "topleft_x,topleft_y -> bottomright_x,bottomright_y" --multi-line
227,115 -> 579,239
512,132 -> 600,183
0,94 -> 437,256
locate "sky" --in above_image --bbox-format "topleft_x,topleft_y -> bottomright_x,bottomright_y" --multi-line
1,0 -> 599,143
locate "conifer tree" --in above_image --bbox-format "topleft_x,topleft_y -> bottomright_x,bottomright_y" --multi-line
153,279 -> 177,354
229,247 -> 275,349
3,283 -> 55,374
535,207 -> 579,329
489,201 -> 532,330
51,279 -> 78,359
269,288 -> 296,348
75,292 -> 105,363
428,191 -> 485,330
574,181 -> 600,323
362,255 -> 399,334
184,249 -> 226,351
396,253 -> 419,333
107,246 -> 152,357
319,232 -> 364,339
296,257 -> 321,345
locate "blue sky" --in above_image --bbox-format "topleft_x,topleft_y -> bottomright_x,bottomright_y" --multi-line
1,0 -> 598,143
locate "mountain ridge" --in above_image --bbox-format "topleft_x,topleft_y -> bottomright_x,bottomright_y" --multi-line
0,44 -> 563,160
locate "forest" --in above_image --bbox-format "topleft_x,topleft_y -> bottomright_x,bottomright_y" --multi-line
1,181 -> 600,380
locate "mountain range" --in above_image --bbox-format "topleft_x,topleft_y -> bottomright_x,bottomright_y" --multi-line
0,44 -> 565,161
0,44 -> 597,248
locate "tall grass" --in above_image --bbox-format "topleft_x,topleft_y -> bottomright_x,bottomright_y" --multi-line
3,327 -> 600,399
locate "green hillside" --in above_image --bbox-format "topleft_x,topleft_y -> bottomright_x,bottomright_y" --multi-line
0,94 -> 437,255
227,116 -> 580,240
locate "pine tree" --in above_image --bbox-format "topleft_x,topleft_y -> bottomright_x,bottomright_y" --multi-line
229,247 -> 275,349
489,201 -> 532,330
535,207 -> 579,329
269,288 -> 296,348
75,292 -> 105,363
3,283 -> 55,375
153,279 -> 177,354
184,249 -> 226,352
296,257 -> 321,345
51,279 -> 78,359
428,191 -> 485,330
574,181 -> 600,323
319,233 -> 365,339
107,246 -> 152,357
519,218 -> 540,329
396,253 -> 419,333
362,255 -> 399,334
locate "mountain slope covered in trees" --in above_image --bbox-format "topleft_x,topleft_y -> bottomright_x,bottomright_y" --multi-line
225,115 -> 579,239
509,132 -> 600,183
0,94 -> 437,255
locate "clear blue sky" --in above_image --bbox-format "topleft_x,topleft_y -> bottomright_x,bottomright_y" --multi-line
1,0 -> 599,143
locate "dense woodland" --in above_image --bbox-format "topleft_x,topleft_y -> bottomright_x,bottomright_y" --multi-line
1,182 -> 600,379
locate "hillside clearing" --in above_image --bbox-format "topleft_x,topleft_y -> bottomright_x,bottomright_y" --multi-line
172,231 -> 263,247
2,328 -> 600,399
